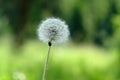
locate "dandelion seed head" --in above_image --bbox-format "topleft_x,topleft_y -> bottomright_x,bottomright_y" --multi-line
37,17 -> 69,44
13,71 -> 26,80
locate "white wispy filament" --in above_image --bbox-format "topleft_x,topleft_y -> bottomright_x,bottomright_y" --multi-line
38,17 -> 69,44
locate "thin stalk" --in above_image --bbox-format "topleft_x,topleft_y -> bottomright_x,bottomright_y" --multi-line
42,42 -> 52,80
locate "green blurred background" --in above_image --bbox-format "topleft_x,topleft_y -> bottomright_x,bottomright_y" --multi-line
0,0 -> 120,80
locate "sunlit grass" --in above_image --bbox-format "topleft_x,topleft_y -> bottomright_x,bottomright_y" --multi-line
0,38 -> 117,80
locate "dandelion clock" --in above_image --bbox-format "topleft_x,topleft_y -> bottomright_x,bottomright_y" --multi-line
37,17 -> 69,80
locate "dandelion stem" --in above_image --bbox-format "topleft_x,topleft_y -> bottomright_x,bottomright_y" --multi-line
42,42 -> 52,80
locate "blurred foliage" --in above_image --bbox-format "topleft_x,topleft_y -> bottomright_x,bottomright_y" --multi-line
0,39 -> 118,80
0,0 -> 120,46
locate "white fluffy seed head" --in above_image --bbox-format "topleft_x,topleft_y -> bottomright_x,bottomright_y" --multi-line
13,71 -> 26,80
37,17 -> 70,44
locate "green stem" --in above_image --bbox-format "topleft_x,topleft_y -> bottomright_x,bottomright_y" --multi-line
42,43 -> 51,80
